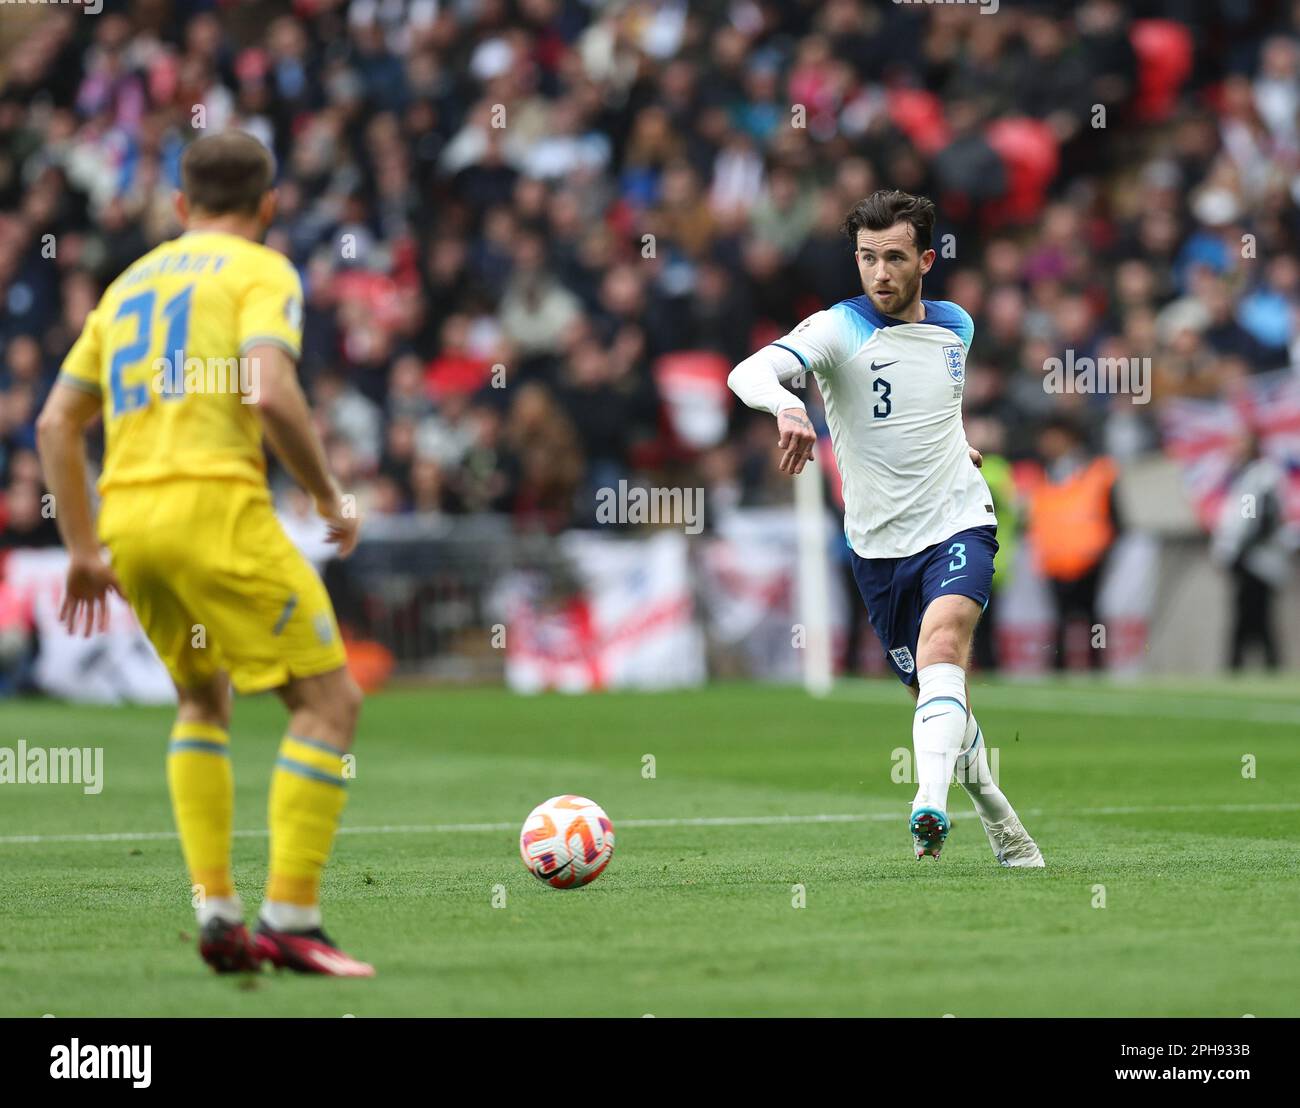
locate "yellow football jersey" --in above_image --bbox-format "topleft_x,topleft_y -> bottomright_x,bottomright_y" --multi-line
59,230 -> 304,493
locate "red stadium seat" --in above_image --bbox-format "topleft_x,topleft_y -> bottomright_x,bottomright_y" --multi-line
984,117 -> 1059,226
886,88 -> 950,157
1130,19 -> 1194,123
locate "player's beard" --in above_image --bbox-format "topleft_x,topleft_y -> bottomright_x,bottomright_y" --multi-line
865,263 -> 922,319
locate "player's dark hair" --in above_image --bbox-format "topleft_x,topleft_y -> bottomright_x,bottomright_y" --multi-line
840,189 -> 936,253
180,131 -> 275,216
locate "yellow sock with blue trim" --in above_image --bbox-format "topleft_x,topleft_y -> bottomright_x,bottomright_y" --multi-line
264,733 -> 348,923
167,722 -> 236,908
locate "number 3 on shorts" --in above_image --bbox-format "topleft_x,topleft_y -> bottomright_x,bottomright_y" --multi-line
947,542 -> 966,572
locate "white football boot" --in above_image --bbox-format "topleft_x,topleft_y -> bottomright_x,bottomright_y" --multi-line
981,814 -> 1044,868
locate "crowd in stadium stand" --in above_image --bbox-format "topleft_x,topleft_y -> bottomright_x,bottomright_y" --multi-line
0,0 -> 1298,562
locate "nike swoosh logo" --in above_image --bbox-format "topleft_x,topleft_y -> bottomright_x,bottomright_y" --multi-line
870,360 -> 898,372
921,713 -> 950,724
940,575 -> 966,587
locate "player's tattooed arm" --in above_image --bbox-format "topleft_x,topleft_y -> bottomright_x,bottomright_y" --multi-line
776,407 -> 817,476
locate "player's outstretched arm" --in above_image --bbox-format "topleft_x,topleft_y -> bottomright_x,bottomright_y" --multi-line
728,344 -> 817,475
35,383 -> 123,636
251,344 -> 359,558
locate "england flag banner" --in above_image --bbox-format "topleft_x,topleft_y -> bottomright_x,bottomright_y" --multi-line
699,507 -> 848,681
1160,367 -> 1300,529
501,530 -> 706,693
4,548 -> 175,704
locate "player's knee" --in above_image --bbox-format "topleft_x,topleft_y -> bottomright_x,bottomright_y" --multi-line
920,624 -> 965,667
337,674 -> 364,737
313,674 -> 362,747
176,682 -> 230,730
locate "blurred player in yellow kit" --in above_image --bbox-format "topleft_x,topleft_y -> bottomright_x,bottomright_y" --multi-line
36,131 -> 373,976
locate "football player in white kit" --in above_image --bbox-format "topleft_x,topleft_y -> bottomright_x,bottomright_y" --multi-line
728,190 -> 1043,866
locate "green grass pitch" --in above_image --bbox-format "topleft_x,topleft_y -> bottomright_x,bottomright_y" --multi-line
1,678 -> 1298,1017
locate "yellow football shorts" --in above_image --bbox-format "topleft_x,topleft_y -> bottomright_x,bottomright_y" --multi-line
99,479 -> 347,694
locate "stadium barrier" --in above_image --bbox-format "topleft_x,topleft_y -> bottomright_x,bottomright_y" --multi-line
1,509 -> 1296,702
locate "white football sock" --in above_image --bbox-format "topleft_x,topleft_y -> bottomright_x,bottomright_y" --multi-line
196,894 -> 244,928
259,900 -> 322,932
912,663 -> 968,815
956,713 -> 1015,824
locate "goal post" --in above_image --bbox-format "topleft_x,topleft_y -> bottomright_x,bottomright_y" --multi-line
794,456 -> 834,697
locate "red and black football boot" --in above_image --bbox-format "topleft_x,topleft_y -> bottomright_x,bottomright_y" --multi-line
254,923 -> 375,977
199,917 -> 262,974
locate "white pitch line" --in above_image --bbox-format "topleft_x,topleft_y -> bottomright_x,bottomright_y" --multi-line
2,802 -> 1297,846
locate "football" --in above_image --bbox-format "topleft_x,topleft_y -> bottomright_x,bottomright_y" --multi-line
519,795 -> 615,889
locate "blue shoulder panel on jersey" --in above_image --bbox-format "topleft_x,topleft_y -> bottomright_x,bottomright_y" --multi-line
830,298 -> 879,348
838,295 -> 890,331
839,295 -> 974,350
923,300 -> 974,349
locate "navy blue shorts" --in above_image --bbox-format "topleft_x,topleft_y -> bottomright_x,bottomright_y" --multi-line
850,525 -> 998,686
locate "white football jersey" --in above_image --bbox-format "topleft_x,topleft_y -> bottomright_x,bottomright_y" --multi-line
772,296 -> 996,559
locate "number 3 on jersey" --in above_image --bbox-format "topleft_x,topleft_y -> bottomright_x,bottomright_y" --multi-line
109,285 -> 193,418
872,376 -> 891,419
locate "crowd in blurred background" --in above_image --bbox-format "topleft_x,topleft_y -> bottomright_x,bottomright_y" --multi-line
1,0 -> 1298,670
